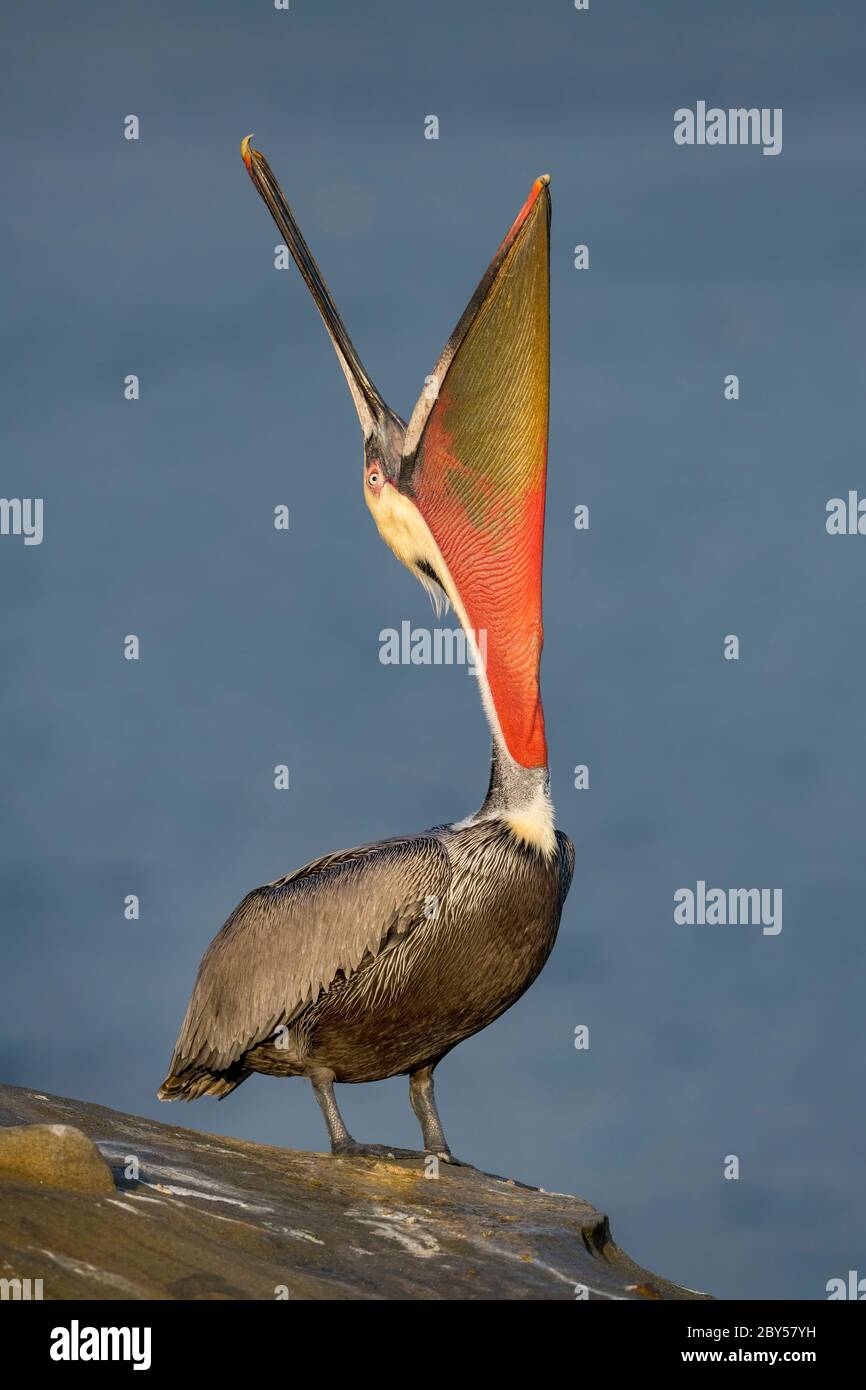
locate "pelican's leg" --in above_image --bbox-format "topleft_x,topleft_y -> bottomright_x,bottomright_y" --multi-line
309,1069 -> 421,1161
409,1064 -> 466,1165
310,1069 -> 355,1152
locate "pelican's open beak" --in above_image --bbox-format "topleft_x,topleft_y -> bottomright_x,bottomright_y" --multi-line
240,140 -> 552,772
240,136 -> 402,459
392,175 -> 553,771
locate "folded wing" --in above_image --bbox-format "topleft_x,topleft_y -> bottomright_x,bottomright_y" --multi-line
160,835 -> 451,1097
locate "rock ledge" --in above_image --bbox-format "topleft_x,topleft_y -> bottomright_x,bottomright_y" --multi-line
0,1084 -> 710,1301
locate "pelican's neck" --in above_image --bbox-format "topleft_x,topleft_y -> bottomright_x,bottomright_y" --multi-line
475,741 -> 556,856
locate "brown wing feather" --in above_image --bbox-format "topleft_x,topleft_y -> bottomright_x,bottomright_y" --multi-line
556,830 -> 575,907
159,835 -> 451,1095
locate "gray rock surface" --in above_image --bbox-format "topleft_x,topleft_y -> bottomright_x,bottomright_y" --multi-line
0,1084 -> 710,1300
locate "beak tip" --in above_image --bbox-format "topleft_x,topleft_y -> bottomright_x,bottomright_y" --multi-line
241,134 -> 254,171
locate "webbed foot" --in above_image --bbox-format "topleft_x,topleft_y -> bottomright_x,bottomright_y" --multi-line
332,1141 -> 425,1161
426,1148 -> 469,1166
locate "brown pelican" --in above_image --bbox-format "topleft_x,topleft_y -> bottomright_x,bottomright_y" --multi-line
158,140 -> 574,1163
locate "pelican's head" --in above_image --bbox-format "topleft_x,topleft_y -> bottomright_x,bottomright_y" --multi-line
241,135 -> 405,501
240,136 -> 554,848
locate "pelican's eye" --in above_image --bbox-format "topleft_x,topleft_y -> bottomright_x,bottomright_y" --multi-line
366,466 -> 384,492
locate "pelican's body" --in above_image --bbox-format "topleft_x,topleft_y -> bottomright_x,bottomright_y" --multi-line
160,141 -> 573,1162
162,797 -> 572,1089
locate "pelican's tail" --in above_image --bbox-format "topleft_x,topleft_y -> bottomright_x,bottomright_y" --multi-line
157,1062 -> 250,1102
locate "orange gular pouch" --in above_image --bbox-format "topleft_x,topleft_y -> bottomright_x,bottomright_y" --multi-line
403,179 -> 551,769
